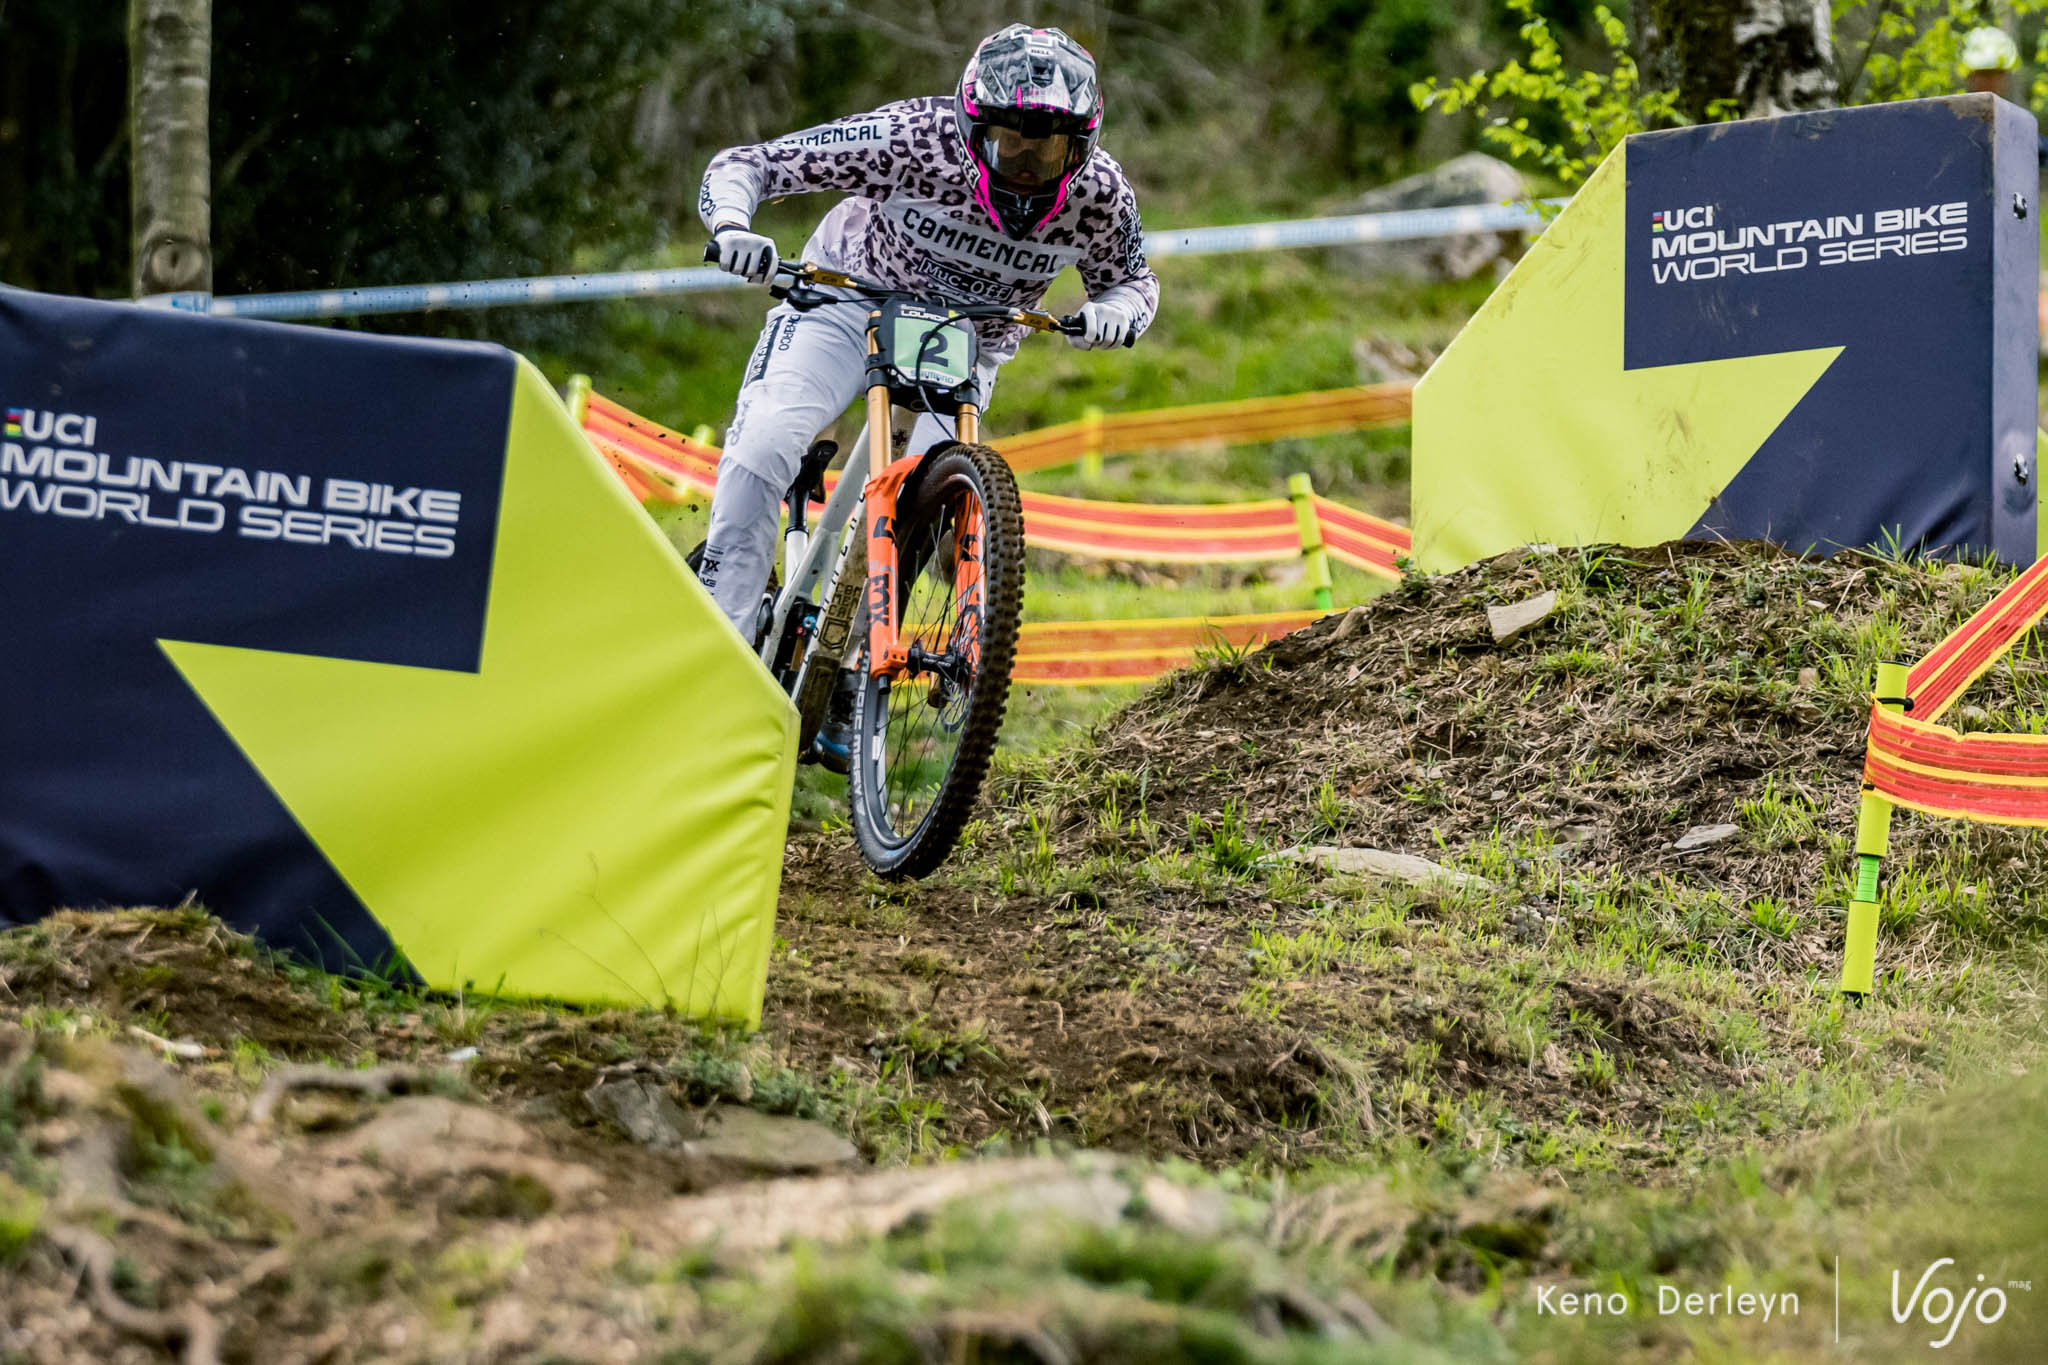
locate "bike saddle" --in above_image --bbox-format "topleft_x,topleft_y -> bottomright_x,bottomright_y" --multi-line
787,439 -> 837,507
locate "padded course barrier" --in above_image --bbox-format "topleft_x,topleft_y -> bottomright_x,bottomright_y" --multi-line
1416,94 -> 2039,571
1,288 -> 795,1021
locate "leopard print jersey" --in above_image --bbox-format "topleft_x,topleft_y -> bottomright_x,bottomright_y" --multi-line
700,97 -> 1158,361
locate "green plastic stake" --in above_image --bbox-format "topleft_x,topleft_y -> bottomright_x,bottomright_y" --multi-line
563,373 -> 592,425
1840,659 -> 1907,996
1287,472 -> 1335,611
1080,404 -> 1104,479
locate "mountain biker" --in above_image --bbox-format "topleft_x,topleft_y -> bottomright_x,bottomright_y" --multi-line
696,23 -> 1160,772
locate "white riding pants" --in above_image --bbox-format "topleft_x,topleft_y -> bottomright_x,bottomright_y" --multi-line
699,297 -> 1000,635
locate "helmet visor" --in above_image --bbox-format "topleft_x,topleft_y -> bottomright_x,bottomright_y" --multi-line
977,126 -> 1074,190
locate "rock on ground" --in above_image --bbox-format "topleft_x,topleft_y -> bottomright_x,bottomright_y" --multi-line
1330,152 -> 1529,282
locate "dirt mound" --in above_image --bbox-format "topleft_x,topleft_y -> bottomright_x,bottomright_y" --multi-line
7,542 -> 2044,1194
1054,539 -> 2047,894
760,541 -> 2048,1173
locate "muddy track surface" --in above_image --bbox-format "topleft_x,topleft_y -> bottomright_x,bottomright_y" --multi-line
14,541 -> 2043,1178
760,541 -> 2048,1167
6,540 -> 2048,1363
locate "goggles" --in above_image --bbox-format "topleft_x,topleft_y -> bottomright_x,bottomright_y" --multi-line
976,125 -> 1074,189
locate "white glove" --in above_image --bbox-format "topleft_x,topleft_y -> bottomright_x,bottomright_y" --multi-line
1069,299 -> 1136,350
712,225 -> 779,284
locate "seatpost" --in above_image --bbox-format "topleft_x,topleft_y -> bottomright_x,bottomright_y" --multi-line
783,498 -> 810,596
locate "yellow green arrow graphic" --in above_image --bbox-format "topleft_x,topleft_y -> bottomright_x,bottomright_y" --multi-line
1411,146 -> 1842,572
162,360 -> 797,1020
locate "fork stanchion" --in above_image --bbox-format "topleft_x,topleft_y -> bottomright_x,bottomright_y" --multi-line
1287,472 -> 1334,611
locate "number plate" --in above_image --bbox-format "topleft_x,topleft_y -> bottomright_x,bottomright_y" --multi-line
885,302 -> 975,392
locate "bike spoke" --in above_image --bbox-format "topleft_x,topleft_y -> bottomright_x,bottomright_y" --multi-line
876,484 -> 979,838
849,444 -> 1020,879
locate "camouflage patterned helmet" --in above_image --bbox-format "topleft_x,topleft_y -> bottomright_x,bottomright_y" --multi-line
957,25 -> 1103,239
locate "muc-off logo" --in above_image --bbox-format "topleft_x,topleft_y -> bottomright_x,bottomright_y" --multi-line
1650,205 -> 1715,234
922,259 -> 1007,304
4,406 -> 98,446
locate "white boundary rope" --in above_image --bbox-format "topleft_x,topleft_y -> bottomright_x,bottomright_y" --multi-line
143,201 -> 1558,322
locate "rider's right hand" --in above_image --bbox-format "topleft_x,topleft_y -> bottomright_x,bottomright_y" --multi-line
711,225 -> 779,284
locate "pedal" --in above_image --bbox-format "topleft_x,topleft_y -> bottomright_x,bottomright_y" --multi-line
808,732 -> 852,777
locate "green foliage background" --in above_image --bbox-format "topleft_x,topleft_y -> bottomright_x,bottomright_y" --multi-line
10,0 -> 2048,306
1415,0 -> 2048,188
1,0 -> 1613,305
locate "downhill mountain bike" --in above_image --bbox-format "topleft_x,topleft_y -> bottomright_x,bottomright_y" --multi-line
698,244 -> 1103,878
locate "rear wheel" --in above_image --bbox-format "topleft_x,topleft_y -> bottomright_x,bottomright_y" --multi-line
849,443 -> 1023,878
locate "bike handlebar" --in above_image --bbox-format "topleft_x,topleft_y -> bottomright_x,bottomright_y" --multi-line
701,241 -> 1135,346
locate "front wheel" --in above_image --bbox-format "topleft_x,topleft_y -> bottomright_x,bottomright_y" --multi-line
849,443 -> 1024,878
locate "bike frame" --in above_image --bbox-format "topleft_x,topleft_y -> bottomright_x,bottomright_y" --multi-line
768,306 -> 988,703
858,315 -> 985,684
733,257 -> 1078,740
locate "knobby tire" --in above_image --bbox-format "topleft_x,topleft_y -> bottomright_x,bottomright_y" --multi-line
849,443 -> 1023,878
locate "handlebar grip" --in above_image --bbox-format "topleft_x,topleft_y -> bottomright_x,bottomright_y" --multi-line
702,242 -> 720,265
1054,313 -> 1137,347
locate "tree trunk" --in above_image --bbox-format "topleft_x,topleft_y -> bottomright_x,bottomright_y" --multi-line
129,0 -> 210,297
1637,0 -> 1835,123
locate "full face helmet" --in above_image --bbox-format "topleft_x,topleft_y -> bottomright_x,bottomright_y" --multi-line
956,25 -> 1102,239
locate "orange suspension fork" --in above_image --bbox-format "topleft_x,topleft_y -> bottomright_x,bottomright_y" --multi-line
862,325 -> 985,683
863,317 -> 914,679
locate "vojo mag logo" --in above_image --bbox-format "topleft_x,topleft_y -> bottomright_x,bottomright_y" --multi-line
1650,205 -> 1716,234
1890,1257 -> 2025,1351
4,405 -> 98,446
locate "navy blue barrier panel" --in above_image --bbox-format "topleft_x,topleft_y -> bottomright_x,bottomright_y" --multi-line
0,288 -> 512,969
1624,93 -> 2038,562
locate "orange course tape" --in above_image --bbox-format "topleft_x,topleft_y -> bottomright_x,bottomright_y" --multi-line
991,419 -> 1093,473
1013,609 -> 1323,686
994,382 -> 1415,474
1857,554 -> 2048,829
1905,555 -> 2048,721
572,389 -> 1384,686
1314,495 -> 1409,579
585,392 -> 719,502
1018,491 -> 1302,563
1865,705 -> 2048,827
572,386 -> 1412,570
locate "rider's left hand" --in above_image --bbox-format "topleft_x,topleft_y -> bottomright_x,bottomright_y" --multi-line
1069,299 -> 1136,350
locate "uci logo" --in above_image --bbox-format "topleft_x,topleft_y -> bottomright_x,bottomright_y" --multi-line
1649,205 -> 1715,234
1893,1258 -> 2014,1349
3,407 -> 98,447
